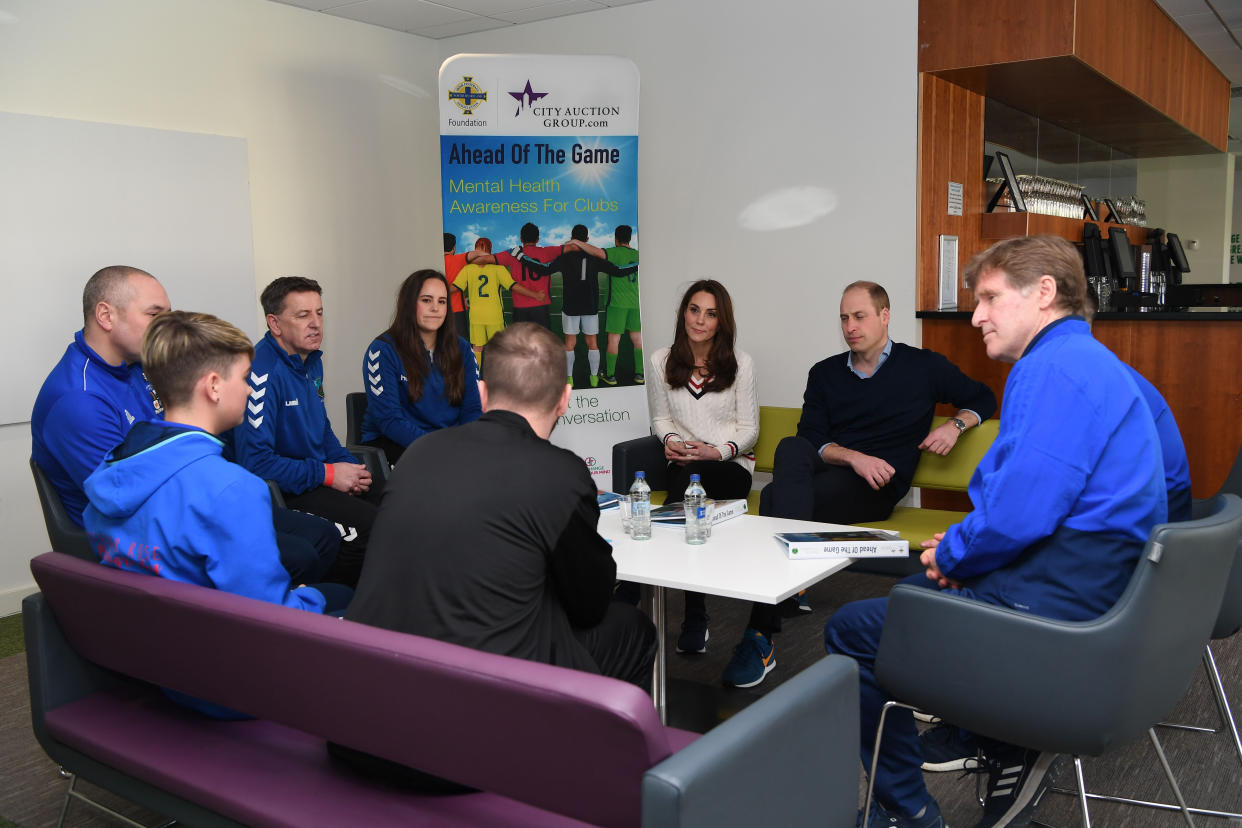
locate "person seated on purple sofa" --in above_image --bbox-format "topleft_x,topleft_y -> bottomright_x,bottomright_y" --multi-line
84,311 -> 351,716
83,309 -> 346,611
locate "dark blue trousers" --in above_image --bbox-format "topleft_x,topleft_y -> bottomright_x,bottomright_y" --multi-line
823,573 -> 943,815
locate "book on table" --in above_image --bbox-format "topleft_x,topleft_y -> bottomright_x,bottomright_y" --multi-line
651,498 -> 748,526
597,491 -> 626,510
774,529 -> 908,559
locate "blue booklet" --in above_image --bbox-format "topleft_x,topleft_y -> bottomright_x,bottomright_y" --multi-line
597,492 -> 626,510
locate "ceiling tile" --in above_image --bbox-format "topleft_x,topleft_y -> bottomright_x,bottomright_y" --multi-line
432,0 -> 558,13
1172,11 -> 1229,36
1154,0 -> 1214,16
493,0 -> 607,25
324,0 -> 476,30
412,16 -> 514,37
1217,6 -> 1242,29
1191,29 -> 1239,54
268,0 -> 368,10
1212,54 -> 1242,85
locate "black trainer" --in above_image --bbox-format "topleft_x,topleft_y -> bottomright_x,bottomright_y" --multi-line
973,746 -> 1060,827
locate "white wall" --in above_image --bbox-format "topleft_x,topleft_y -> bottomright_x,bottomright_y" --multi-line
0,0 -> 918,611
439,0 -> 919,403
0,0 -> 445,613
1138,153 -> 1235,282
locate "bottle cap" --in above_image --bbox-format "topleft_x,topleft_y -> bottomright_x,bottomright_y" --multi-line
635,471 -> 646,479
690,474 -> 701,481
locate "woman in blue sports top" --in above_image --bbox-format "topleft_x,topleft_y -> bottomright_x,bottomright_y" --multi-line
360,270 -> 481,463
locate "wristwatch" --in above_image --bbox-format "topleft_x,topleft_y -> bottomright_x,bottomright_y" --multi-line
948,417 -> 967,433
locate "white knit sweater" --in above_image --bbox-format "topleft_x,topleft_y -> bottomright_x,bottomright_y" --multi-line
648,347 -> 759,474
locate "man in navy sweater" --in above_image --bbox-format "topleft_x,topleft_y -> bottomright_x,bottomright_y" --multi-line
828,236 -> 1167,828
761,281 -> 996,526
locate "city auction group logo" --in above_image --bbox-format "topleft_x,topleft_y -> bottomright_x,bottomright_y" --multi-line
508,80 -> 548,116
448,76 -> 488,115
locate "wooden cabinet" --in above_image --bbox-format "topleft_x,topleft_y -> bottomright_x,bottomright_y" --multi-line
921,313 -> 1242,499
913,0 -> 1237,501
980,213 -> 1147,246
918,0 -> 1228,156
916,0 -> 1229,312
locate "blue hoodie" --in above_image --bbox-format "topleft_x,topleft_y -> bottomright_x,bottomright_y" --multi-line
231,332 -> 356,494
360,334 -> 481,447
83,421 -> 325,614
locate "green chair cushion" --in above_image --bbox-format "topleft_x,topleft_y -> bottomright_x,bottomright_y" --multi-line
754,406 -> 801,474
911,416 -> 999,493
857,506 -> 970,547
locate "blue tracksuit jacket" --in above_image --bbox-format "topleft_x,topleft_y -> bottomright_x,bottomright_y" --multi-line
31,331 -> 157,525
937,317 -> 1167,622
231,332 -> 356,495
1127,365 -> 1192,522
360,334 -> 481,447
83,421 -> 325,613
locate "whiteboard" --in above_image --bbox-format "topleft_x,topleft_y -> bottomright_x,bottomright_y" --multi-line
0,112 -> 258,425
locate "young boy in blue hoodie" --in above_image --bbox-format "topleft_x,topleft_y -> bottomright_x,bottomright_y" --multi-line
84,311 -> 335,615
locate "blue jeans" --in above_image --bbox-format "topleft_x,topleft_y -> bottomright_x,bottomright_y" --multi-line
823,573 -> 943,815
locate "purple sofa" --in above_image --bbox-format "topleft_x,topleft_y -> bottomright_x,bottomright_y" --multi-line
25,551 -> 860,827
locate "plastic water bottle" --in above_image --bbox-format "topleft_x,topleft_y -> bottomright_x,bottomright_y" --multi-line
684,474 -> 708,545
629,471 -> 652,541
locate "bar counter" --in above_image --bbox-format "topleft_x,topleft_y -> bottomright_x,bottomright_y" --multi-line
918,311 -> 1242,499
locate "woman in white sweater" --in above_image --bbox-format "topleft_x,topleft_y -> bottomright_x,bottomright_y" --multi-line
646,279 -> 758,662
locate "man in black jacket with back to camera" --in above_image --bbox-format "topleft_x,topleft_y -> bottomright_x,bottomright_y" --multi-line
347,321 -> 656,687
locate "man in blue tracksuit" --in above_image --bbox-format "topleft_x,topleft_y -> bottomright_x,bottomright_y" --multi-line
30,265 -> 339,583
84,311 -> 346,718
232,276 -> 380,586
31,266 -> 171,526
827,236 -> 1168,828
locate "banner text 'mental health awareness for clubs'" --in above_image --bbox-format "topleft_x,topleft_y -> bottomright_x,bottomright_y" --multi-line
439,54 -> 647,489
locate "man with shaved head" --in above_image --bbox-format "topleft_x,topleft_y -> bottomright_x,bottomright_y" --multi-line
32,265 -> 171,524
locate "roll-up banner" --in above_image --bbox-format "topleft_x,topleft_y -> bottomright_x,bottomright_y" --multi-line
438,54 -> 647,490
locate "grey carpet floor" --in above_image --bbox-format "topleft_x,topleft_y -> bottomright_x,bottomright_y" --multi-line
3,569 -> 1240,826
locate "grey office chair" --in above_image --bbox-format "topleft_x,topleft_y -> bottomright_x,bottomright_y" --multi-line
866,493 -> 1242,827
1064,476 -> 1242,820
344,391 -> 390,475
29,460 -> 95,561
345,391 -> 367,447
266,479 -> 287,509
612,435 -> 667,494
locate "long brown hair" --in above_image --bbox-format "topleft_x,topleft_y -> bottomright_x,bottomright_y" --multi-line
384,270 -> 466,406
664,279 -> 738,392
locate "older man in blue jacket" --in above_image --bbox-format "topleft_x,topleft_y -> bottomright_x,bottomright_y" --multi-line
828,235 -> 1168,828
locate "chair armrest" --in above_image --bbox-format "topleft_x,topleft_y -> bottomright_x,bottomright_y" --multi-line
613,436 -> 666,494
347,445 -> 390,484
265,480 -> 287,509
641,656 -> 858,828
23,592 -> 128,751
875,584 -> 1151,755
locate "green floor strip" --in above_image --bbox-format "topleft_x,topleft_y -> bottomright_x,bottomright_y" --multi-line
0,613 -> 24,659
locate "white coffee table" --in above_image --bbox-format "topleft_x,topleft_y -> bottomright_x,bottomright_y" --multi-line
600,510 -> 857,722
